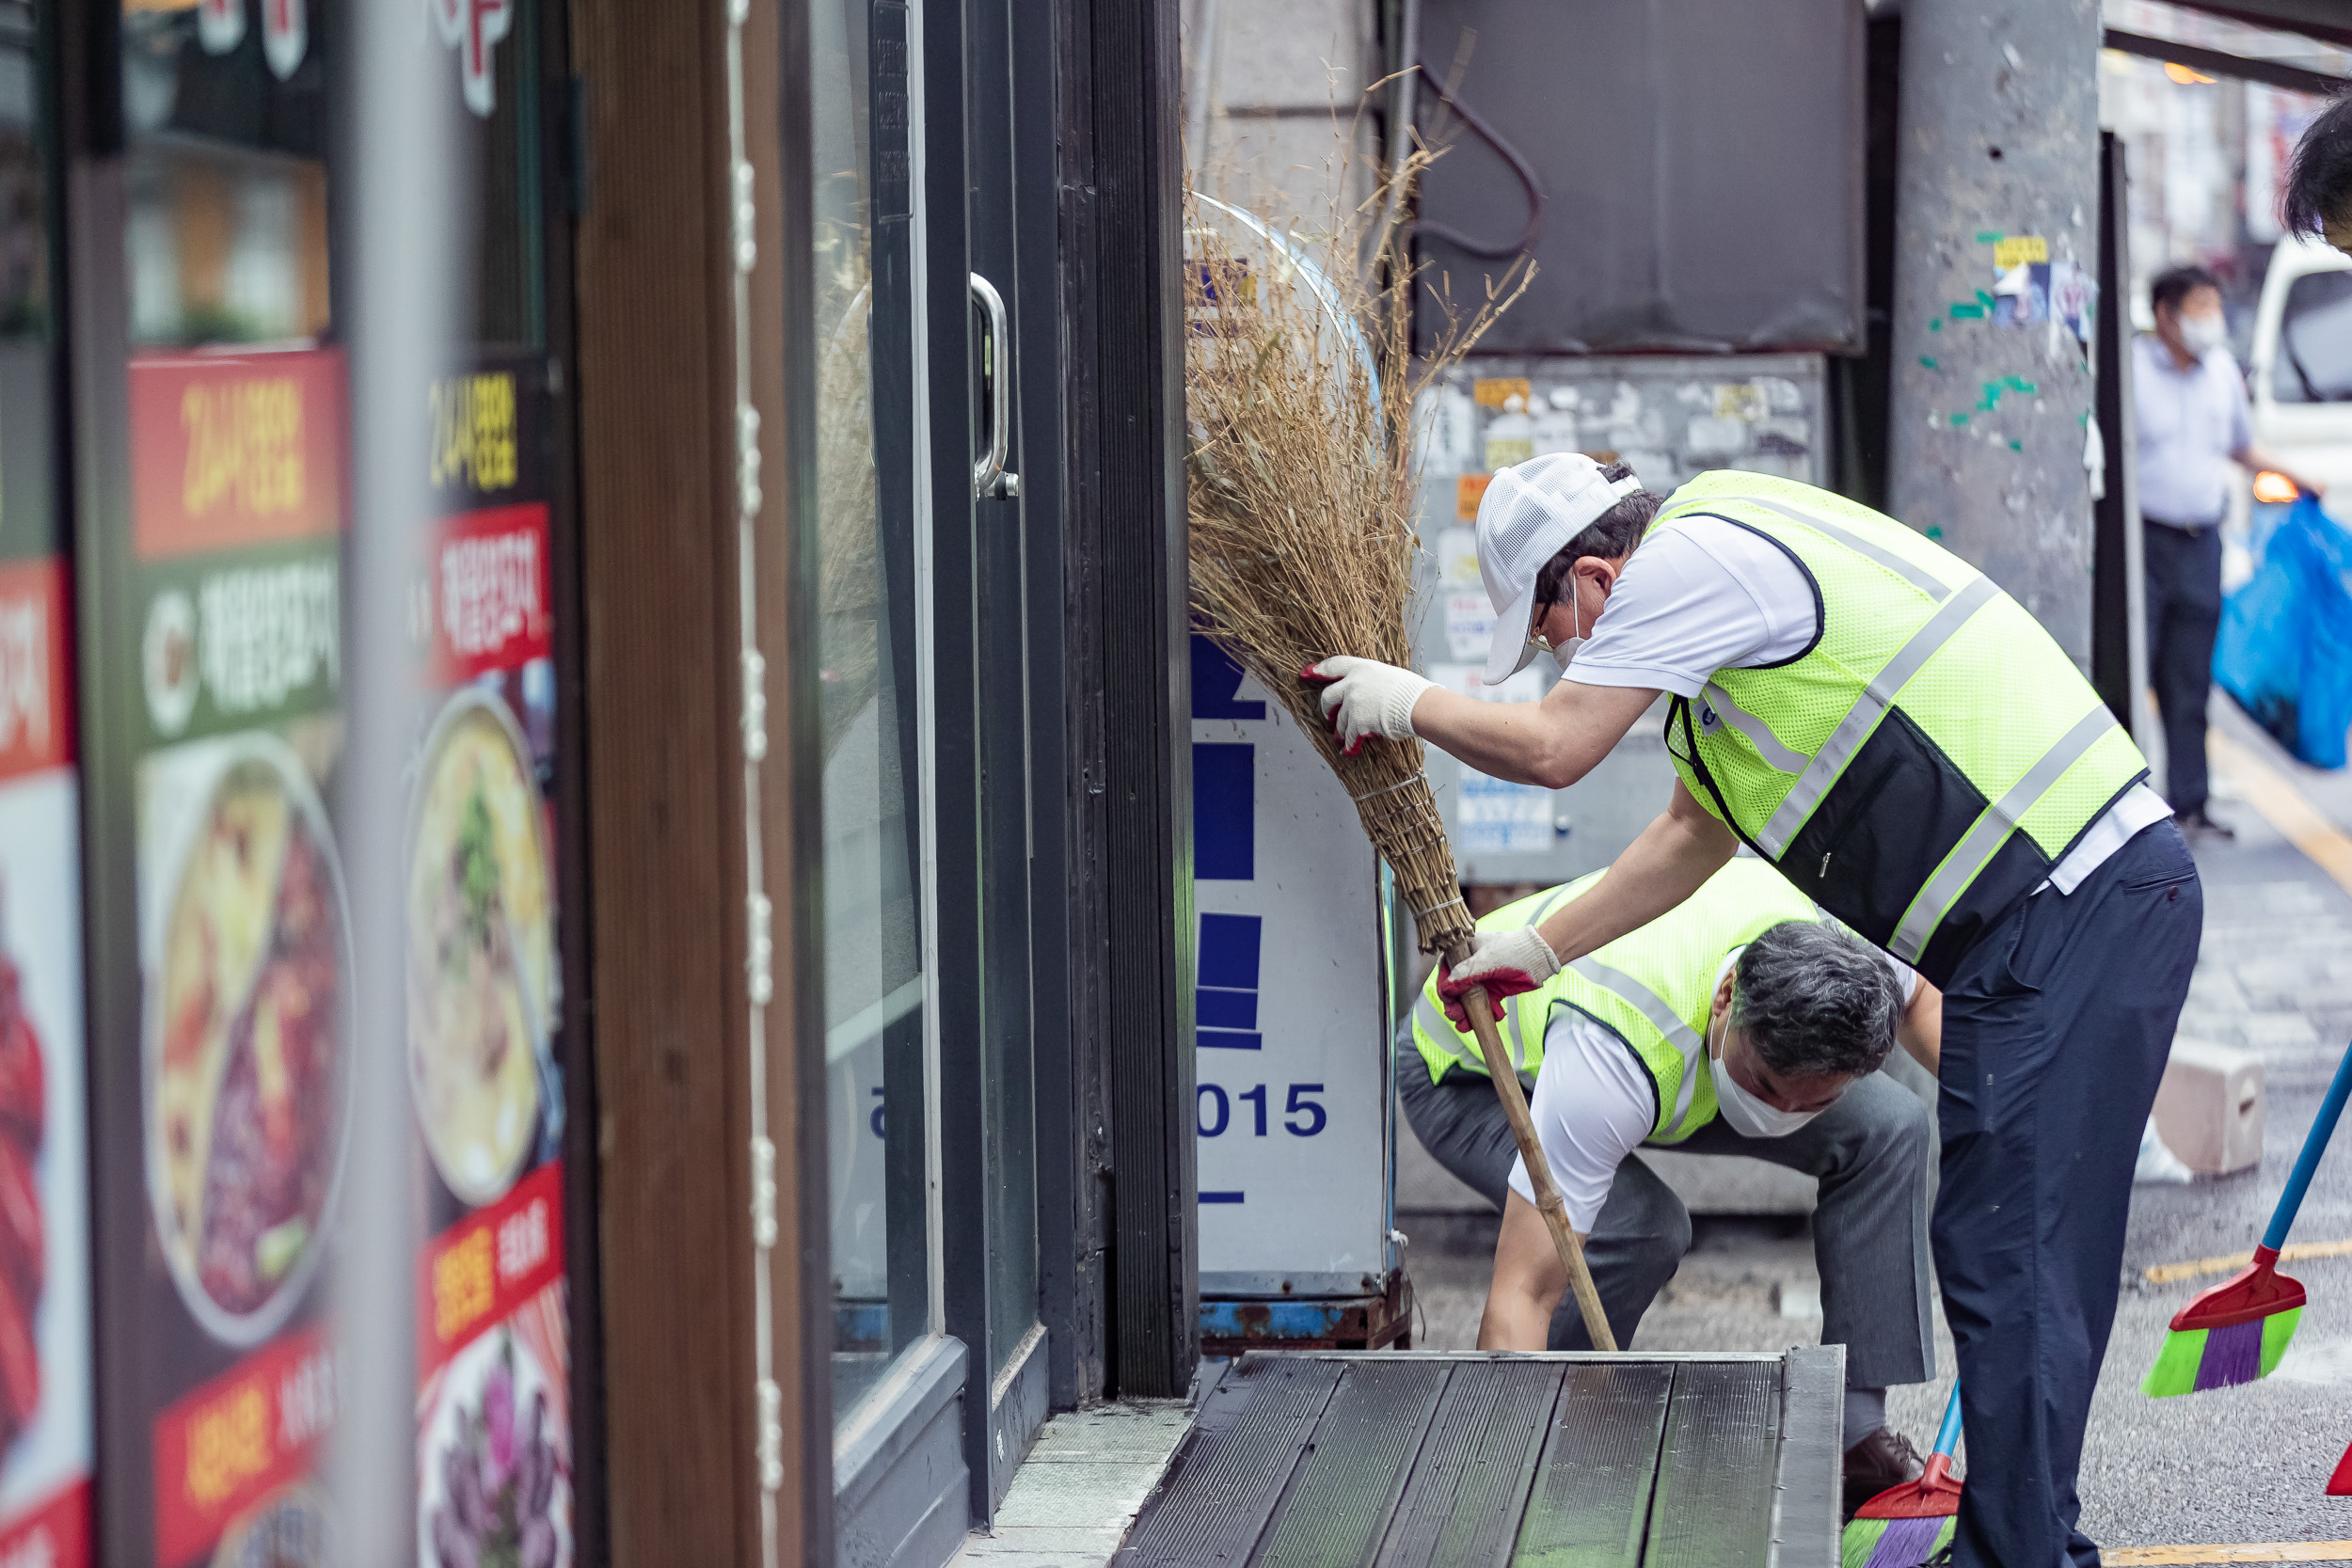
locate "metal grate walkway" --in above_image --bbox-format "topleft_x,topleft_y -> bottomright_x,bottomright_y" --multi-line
1112,1349 -> 1844,1568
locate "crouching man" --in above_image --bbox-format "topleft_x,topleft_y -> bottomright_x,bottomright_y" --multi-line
1399,858 -> 1942,1515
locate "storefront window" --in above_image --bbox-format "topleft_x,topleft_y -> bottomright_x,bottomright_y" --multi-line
811,0 -> 936,1425
0,4 -> 99,1560
84,3 -> 580,1562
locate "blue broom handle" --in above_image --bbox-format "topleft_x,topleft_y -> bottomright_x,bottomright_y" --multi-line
1932,1380 -> 1963,1459
2262,1037 -> 2352,1253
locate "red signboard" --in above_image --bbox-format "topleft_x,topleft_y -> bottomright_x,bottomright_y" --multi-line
0,1479 -> 88,1568
418,502 -> 551,684
128,350 -> 347,562
416,1161 -> 566,1379
150,1327 -> 333,1568
0,560 -> 70,782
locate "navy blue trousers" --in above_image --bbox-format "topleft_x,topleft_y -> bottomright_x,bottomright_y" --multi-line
2143,520 -> 2224,816
1936,820 -> 2201,1567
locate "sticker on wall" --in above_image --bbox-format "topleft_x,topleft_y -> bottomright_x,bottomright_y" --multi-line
196,0 -> 245,56
433,0 -> 515,118
407,359 -> 575,1568
1456,768 -> 1553,855
0,633 -> 96,1568
262,0 -> 306,82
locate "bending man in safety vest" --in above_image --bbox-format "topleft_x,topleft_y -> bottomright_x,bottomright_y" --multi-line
1311,455 -> 2198,1567
1401,858 -> 1941,1515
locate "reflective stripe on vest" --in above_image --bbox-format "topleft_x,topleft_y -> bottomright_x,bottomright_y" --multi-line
1886,704 -> 2120,960
1715,490 -> 1954,600
1567,956 -> 1706,1132
1407,880 -> 1582,1083
1410,985 -> 1532,1078
1701,682 -> 1809,775
1756,574 -> 2003,857
1653,473 -> 2149,982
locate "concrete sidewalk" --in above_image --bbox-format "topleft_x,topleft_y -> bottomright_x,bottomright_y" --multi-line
1397,695 -> 2352,1563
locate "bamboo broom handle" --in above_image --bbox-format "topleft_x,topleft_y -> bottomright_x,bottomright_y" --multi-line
1448,944 -> 1618,1354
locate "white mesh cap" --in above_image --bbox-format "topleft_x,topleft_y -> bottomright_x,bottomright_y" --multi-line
1474,453 -> 1645,685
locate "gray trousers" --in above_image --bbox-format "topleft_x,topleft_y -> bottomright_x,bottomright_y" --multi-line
1398,1049 -> 1935,1388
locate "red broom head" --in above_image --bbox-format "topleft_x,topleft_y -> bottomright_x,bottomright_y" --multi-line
2170,1246 -> 2306,1332
1852,1453 -> 1964,1521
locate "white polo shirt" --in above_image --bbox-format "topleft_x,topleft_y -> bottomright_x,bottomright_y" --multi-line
2130,334 -> 2249,528
1567,513 -> 2170,894
1504,946 -> 1921,1230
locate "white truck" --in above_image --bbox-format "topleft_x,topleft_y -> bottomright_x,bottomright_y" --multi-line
2244,232 -> 2352,558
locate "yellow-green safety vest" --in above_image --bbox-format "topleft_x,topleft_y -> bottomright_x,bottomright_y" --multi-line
1407,860 -> 1822,1145
1653,471 -> 2148,985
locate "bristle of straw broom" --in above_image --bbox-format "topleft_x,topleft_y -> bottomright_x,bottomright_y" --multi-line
815,244 -> 884,760
1184,159 -> 1529,956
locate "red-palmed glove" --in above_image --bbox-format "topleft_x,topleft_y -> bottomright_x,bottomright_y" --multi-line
1436,927 -> 1562,1031
1300,657 -> 1433,756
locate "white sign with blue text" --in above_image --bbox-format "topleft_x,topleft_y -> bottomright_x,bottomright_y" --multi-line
1191,637 -> 1391,1291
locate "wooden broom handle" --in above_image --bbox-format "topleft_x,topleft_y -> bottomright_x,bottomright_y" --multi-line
1448,943 -> 1618,1354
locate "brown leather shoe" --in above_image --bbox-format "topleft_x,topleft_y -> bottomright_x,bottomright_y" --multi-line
1843,1425 -> 1926,1519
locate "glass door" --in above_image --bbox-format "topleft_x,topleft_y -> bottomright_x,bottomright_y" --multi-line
960,0 -> 1044,1506
809,0 -> 938,1429
804,0 -> 1045,1523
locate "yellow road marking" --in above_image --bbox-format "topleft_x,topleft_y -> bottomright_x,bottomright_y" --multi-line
2210,731 -> 2352,897
2107,1545 -> 2352,1564
2145,1238 -> 2352,1286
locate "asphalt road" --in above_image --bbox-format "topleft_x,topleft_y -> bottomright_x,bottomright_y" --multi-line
1401,696 -> 2352,1564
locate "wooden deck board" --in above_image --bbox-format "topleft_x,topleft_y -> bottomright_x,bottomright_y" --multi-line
1115,1352 -> 1828,1568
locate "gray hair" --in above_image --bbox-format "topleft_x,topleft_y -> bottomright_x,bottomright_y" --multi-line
1730,920 -> 1903,1079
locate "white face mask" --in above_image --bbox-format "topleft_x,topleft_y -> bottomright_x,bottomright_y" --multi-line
1707,1006 -> 1824,1139
1531,579 -> 1593,666
2181,313 -> 2227,356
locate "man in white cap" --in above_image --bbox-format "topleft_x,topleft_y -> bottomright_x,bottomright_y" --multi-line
1307,455 -> 2199,1567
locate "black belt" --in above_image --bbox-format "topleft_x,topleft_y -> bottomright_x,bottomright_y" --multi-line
2144,515 -> 2222,535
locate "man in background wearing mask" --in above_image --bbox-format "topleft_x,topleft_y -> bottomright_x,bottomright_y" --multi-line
2136,263 -> 2326,837
1401,858 -> 1941,1514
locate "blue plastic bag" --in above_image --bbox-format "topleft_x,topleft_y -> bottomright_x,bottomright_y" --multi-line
2216,494 -> 2352,768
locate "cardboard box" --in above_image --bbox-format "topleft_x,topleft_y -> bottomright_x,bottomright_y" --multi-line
2153,1039 -> 2265,1177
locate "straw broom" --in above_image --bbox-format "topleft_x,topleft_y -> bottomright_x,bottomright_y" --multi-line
814,244 -> 882,762
1184,170 -> 1614,1352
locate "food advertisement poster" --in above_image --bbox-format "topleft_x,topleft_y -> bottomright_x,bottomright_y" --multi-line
410,358 -> 572,1568
112,348 -> 352,1568
95,348 -> 579,1567
0,336 -> 97,1568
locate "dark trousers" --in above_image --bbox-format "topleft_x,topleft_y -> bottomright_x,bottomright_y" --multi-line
1934,821 -> 2200,1568
2144,519 -> 2224,816
1398,1047 -> 1934,1388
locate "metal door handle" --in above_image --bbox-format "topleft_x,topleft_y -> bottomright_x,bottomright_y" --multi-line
970,272 -> 1020,499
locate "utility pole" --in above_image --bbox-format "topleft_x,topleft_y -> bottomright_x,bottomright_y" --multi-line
1887,0 -> 2104,663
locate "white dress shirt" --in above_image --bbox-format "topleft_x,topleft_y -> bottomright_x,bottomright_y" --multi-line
2131,334 -> 2250,528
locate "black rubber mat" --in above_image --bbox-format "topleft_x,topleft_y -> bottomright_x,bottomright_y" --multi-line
1117,1356 -> 1346,1568
1373,1362 -> 1562,1568
1116,1352 -> 1829,1568
1511,1362 -> 1675,1568
1642,1360 -> 1783,1568
1255,1359 -> 1451,1568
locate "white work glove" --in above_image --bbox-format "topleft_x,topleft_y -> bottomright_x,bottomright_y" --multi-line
1301,656 -> 1434,756
1436,927 -> 1562,1030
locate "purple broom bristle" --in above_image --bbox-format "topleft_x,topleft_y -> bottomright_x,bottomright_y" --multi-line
1862,1514 -> 1950,1568
2194,1320 -> 2264,1391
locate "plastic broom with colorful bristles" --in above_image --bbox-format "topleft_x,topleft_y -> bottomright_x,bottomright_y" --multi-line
2144,1037 -> 2352,1397
1841,1383 -> 1963,1568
